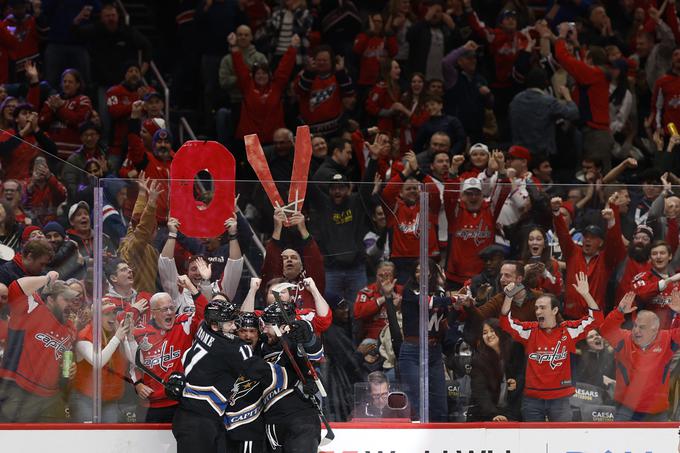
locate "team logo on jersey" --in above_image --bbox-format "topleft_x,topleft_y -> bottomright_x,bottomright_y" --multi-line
455,222 -> 492,246
139,335 -> 153,351
34,332 -> 71,360
309,86 -> 336,111
398,213 -> 420,235
528,340 -> 568,370
228,376 -> 260,406
144,341 -> 181,372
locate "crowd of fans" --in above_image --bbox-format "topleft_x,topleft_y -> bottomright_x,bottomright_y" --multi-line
0,0 -> 679,426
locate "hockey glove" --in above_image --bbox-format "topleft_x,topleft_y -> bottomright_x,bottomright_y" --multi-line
288,320 -> 313,344
164,372 -> 186,401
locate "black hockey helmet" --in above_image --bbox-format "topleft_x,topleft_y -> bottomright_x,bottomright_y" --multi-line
261,302 -> 296,325
238,311 -> 260,329
204,299 -> 238,325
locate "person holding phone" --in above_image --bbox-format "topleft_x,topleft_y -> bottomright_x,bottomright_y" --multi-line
70,301 -> 136,422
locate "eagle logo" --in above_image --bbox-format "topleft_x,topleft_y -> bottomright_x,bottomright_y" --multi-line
228,376 -> 260,406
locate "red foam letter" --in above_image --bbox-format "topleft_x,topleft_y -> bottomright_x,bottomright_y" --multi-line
170,140 -> 235,238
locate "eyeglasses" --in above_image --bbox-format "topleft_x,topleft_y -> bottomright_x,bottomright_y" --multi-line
151,306 -> 175,313
371,392 -> 388,400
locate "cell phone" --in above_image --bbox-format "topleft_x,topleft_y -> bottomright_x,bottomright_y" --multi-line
125,312 -> 134,325
505,283 -> 525,298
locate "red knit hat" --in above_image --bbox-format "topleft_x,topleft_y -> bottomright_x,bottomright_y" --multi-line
142,118 -> 165,136
508,145 -> 531,162
21,225 -> 42,243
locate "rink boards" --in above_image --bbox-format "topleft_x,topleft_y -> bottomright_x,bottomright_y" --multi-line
0,422 -> 678,453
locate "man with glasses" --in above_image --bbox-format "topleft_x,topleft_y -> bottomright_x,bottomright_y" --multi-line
130,275 -> 209,422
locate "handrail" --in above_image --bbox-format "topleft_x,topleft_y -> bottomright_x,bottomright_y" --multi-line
178,116 -> 197,143
149,61 -> 170,123
115,0 -> 130,25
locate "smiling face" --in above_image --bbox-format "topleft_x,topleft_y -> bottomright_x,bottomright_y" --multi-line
469,149 -> 489,168
482,323 -> 500,350
410,74 -> 424,95
650,244 -> 671,272
400,178 -> 419,205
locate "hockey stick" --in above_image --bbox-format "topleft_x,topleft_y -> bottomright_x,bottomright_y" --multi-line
135,348 -> 166,385
271,289 -> 335,445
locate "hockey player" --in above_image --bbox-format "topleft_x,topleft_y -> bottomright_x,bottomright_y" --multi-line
258,284 -> 326,453
173,295 -> 277,453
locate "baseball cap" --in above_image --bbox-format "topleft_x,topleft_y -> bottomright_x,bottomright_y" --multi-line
41,280 -> 80,300
508,145 -> 531,162
68,201 -> 90,220
478,244 -> 509,260
142,118 -> 166,136
469,143 -> 490,154
462,177 -> 482,192
583,224 -> 604,239
143,92 -> 163,102
152,128 -> 172,146
329,173 -> 350,185
499,9 -> 518,20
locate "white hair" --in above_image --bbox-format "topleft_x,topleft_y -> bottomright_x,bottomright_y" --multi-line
150,292 -> 173,308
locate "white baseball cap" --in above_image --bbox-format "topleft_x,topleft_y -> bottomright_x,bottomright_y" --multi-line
462,177 -> 482,192
469,143 -> 490,154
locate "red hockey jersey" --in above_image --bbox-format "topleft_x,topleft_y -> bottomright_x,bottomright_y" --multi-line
352,33 -> 398,86
380,171 -> 441,258
354,282 -> 404,340
0,281 -> 76,397
132,292 -> 208,408
39,94 -> 93,159
501,308 -> 603,399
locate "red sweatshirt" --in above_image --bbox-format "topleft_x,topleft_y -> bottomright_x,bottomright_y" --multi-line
352,33 -> 398,86
39,94 -> 93,159
234,46 -> 297,143
126,124 -> 171,222
0,24 -> 19,83
380,171 -> 441,258
600,309 -> 680,414
467,13 -> 528,88
26,175 -> 67,224
259,237 -> 332,333
555,39 -> 610,130
501,308 -> 603,400
365,81 -> 402,134
2,14 -> 39,65
553,208 -> 625,318
106,83 -> 151,156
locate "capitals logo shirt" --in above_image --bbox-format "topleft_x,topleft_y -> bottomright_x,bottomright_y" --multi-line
132,293 -> 208,408
0,281 -> 75,397
501,308 -> 603,399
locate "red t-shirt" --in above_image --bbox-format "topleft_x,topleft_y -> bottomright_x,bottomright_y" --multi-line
0,281 -> 75,397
